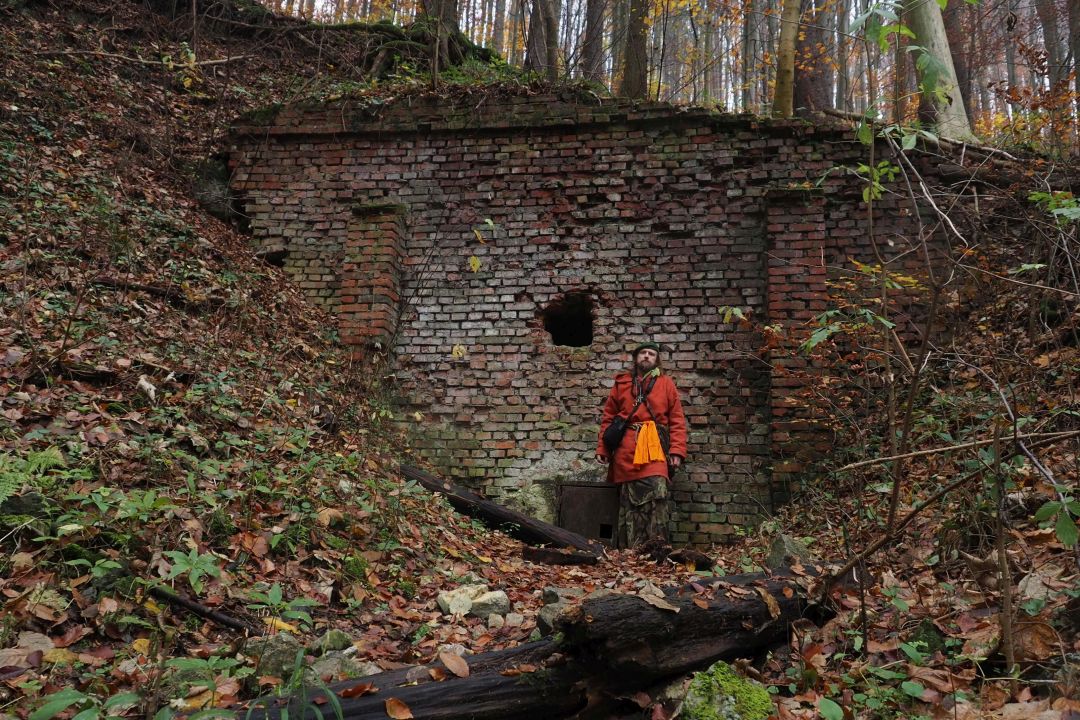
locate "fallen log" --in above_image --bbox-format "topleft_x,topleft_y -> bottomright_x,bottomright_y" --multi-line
249,570 -> 821,720
557,570 -> 819,686
400,464 -> 602,555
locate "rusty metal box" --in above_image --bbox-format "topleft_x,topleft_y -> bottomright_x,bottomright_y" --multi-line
557,482 -> 619,546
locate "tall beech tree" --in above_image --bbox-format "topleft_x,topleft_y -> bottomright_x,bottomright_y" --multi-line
773,0 -> 801,117
524,0 -> 560,80
904,0 -> 974,140
619,0 -> 648,98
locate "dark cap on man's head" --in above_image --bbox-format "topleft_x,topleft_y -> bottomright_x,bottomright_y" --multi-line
632,341 -> 661,357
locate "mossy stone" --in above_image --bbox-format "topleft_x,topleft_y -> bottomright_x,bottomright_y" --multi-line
679,661 -> 772,720
315,629 -> 354,654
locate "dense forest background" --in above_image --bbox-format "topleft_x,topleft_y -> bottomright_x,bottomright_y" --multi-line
256,0 -> 1079,152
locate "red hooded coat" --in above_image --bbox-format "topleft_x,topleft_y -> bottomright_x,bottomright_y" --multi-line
596,372 -> 688,483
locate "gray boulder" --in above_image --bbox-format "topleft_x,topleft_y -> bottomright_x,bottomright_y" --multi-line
245,633 -> 304,680
542,586 -> 584,605
315,629 -> 354,654
308,652 -> 378,683
537,602 -> 568,636
766,534 -> 814,570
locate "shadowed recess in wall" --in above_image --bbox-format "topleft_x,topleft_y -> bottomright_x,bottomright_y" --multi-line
541,292 -> 594,347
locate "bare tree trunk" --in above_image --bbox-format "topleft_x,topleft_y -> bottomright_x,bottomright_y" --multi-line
508,0 -> 524,64
654,0 -> 670,99
524,0 -> 559,80
772,0 -> 800,116
1034,0 -> 1065,88
835,0 -> 849,111
741,0 -> 757,110
1070,0 -> 1080,141
793,0 -> 832,111
1004,0 -> 1019,117
893,6 -> 909,122
905,0 -> 974,139
492,0 -> 507,55
619,0 -> 648,97
582,0 -> 606,80
548,0 -> 561,78
421,0 -> 463,74
942,0 -> 973,119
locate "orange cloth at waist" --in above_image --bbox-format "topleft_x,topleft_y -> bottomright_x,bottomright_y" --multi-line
632,420 -> 667,465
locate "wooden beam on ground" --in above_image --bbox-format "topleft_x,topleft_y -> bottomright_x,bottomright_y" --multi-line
399,464 -> 603,555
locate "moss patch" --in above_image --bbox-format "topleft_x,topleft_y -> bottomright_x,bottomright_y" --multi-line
679,661 -> 772,720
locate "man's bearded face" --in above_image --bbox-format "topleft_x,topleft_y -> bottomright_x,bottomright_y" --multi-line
635,348 -> 659,373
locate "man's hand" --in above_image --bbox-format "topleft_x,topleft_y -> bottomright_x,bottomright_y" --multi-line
596,454 -> 608,464
669,455 -> 683,468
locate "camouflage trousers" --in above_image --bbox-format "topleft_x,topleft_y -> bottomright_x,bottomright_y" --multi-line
617,475 -> 671,549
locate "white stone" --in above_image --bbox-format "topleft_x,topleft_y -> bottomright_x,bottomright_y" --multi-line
436,584 -> 489,616
468,590 -> 511,618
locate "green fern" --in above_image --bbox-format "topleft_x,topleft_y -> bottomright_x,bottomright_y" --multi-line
0,447 -> 66,505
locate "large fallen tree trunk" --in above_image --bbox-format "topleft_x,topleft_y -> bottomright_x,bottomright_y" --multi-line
400,464 -> 602,555
251,570 -> 821,720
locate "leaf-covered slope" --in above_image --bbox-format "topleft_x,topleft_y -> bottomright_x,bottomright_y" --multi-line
3,1 -> 1079,719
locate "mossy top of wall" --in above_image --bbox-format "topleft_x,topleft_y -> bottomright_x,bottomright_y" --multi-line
231,89 -> 851,142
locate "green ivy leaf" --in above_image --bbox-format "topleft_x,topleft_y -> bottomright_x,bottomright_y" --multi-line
856,121 -> 874,146
29,689 -> 87,720
818,698 -> 844,720
1056,511 -> 1078,548
1034,501 -> 1061,523
901,680 -> 926,698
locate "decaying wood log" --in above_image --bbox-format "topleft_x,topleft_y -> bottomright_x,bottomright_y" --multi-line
557,570 -> 818,685
400,464 -> 603,556
250,570 -> 822,720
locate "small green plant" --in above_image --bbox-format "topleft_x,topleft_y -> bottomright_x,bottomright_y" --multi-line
1034,486 -> 1079,548
29,687 -> 139,720
245,583 -> 320,631
1029,190 -> 1080,225
163,548 -> 222,595
0,446 -> 65,504
165,654 -> 254,700
245,649 -> 344,720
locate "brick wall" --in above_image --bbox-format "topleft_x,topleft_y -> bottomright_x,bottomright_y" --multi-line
227,92 -> 945,546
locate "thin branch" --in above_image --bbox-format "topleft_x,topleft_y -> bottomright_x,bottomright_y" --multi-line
821,431 -> 1076,598
33,50 -> 252,66
148,586 -> 256,633
835,430 -> 1080,473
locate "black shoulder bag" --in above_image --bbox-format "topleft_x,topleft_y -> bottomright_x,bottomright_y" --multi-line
601,375 -> 656,455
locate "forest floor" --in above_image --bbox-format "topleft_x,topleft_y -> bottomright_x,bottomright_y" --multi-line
1,1 -> 1078,719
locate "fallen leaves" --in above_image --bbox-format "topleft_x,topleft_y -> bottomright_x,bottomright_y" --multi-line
339,682 -> 377,698
637,582 -> 680,613
438,651 -> 470,678
384,697 -> 414,719
755,586 -> 782,619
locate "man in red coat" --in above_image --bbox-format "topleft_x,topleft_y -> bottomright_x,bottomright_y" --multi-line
596,341 -> 688,549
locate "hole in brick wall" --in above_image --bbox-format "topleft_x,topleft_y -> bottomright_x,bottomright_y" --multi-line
541,292 -> 593,347
258,249 -> 286,267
